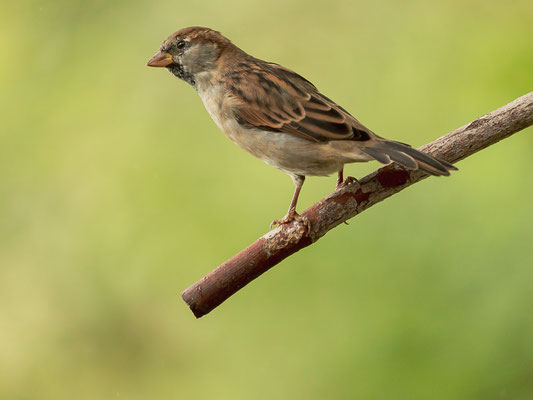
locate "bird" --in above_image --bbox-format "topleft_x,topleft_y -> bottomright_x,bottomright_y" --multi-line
147,26 -> 457,229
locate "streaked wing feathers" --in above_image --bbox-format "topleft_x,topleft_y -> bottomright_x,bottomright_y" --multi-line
227,60 -> 372,142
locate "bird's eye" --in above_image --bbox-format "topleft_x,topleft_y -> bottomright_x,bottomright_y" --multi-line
176,40 -> 186,49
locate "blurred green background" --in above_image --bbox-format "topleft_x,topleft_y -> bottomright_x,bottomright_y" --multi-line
1,0 -> 533,398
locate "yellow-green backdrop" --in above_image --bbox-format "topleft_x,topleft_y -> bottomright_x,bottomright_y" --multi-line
1,0 -> 532,398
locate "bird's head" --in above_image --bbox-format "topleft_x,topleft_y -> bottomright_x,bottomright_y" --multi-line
147,26 -> 232,87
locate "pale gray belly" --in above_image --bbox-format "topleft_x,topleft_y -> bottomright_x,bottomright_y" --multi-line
199,86 -> 371,177
220,120 -> 371,177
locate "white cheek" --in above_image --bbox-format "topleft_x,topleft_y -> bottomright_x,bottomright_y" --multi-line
176,55 -> 187,71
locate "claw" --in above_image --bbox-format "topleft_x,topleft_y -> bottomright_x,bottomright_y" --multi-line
336,176 -> 361,190
270,209 -> 311,232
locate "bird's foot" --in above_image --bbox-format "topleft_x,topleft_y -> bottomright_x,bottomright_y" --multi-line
270,209 -> 311,232
336,176 -> 360,191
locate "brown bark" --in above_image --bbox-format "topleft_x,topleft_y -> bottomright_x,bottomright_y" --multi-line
182,92 -> 533,318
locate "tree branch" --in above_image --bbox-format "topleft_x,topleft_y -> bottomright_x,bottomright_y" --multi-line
181,92 -> 533,318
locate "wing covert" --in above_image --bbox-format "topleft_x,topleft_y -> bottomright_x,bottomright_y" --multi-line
227,61 -> 372,142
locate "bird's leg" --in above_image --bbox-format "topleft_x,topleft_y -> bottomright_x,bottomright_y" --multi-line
336,168 -> 344,188
336,167 -> 360,190
270,175 -> 310,231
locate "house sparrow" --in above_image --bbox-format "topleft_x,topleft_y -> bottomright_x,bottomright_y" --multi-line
147,26 -> 457,228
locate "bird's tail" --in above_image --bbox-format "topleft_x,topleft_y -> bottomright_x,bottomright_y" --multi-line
360,139 -> 458,176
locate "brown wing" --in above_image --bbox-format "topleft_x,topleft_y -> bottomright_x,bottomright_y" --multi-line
226,60 -> 373,143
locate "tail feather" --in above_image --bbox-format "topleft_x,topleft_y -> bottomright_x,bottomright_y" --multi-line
361,139 -> 458,176
359,146 -> 391,165
383,149 -> 418,170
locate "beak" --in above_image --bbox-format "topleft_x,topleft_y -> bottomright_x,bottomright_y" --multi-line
147,50 -> 173,67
